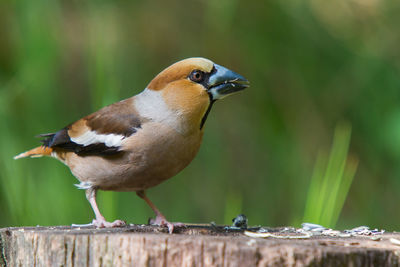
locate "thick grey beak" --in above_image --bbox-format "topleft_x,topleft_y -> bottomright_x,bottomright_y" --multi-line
207,64 -> 249,100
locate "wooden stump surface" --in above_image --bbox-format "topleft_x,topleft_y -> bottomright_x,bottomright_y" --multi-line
1,224 -> 400,266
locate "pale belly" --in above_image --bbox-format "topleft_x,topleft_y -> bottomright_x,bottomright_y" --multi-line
61,122 -> 203,191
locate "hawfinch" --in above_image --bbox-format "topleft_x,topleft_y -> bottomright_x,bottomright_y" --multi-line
14,57 -> 249,233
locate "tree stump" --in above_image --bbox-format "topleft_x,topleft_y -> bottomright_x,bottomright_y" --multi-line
1,224 -> 400,266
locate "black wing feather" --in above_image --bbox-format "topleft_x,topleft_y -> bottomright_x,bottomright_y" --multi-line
39,128 -> 121,156
39,98 -> 143,157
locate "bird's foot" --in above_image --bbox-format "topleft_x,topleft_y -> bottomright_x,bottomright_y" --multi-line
149,216 -> 185,234
92,219 -> 126,228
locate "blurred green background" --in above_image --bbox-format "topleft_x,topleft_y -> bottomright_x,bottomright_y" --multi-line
1,0 -> 400,230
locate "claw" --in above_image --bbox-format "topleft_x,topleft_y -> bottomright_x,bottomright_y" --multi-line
137,190 -> 185,234
149,216 -> 185,233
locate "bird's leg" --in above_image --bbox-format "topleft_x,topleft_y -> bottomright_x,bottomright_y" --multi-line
136,190 -> 184,233
85,187 -> 125,228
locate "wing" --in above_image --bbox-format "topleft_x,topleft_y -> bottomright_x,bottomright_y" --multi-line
40,98 -> 143,156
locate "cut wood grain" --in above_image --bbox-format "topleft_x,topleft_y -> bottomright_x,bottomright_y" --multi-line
1,225 -> 400,266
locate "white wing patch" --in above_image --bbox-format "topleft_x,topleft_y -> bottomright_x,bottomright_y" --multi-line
71,131 -> 125,147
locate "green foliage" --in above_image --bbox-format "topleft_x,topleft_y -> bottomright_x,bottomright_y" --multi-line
303,123 -> 358,228
1,0 -> 400,230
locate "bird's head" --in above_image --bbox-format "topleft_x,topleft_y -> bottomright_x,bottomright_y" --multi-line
144,57 -> 249,131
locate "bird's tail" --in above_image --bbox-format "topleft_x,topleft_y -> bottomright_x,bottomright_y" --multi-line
14,146 -> 53,160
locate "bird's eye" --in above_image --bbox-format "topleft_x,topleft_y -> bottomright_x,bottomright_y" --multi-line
189,70 -> 205,83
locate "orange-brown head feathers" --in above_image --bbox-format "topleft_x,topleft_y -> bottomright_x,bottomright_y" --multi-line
141,57 -> 249,132
147,58 -> 214,91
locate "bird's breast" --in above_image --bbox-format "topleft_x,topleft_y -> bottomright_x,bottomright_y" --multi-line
65,121 -> 204,191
